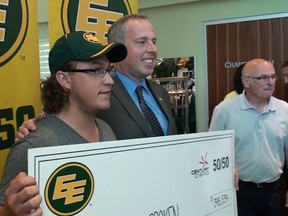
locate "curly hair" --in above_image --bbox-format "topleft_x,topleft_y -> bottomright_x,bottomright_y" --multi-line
41,62 -> 76,114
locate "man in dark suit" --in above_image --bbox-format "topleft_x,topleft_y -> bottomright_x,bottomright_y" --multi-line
98,14 -> 177,140
99,75 -> 176,140
15,14 -> 177,142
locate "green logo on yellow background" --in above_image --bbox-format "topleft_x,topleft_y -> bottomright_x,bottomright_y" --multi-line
45,162 -> 94,215
0,0 -> 28,67
61,0 -> 132,43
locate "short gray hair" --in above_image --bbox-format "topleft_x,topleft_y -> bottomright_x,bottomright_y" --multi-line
108,14 -> 149,43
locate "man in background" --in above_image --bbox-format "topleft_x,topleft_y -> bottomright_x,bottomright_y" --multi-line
209,58 -> 288,216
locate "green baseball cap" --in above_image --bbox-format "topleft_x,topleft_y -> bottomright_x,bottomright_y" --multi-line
49,31 -> 127,74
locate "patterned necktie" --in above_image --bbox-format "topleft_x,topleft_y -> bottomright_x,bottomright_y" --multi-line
135,85 -> 164,136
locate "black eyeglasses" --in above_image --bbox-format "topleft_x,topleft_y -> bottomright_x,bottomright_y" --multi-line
245,73 -> 277,82
64,67 -> 116,78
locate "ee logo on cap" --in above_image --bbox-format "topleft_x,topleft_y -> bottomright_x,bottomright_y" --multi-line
45,162 -> 94,215
0,0 -> 28,67
61,0 -> 133,43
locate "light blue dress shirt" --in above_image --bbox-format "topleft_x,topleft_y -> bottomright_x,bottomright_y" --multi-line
116,71 -> 168,135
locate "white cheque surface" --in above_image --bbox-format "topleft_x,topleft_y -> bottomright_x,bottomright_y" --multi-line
28,130 -> 237,216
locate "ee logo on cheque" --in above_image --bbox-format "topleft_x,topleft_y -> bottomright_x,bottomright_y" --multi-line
45,162 -> 94,215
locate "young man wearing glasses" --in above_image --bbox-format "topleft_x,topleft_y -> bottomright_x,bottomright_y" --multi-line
0,31 -> 127,216
209,58 -> 288,216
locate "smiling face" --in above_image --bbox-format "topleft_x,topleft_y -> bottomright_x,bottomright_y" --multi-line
114,18 -> 158,83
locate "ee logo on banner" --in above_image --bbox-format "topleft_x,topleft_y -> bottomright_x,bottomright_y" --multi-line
60,0 -> 133,43
0,0 -> 28,66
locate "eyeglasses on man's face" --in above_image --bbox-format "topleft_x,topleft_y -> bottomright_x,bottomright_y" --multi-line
245,73 -> 277,82
63,67 -> 116,78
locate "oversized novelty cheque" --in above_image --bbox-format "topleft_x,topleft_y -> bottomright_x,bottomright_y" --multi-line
28,130 -> 237,216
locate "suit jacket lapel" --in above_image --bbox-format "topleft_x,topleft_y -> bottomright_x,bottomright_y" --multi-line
112,76 -> 153,136
146,80 -> 171,121
147,79 -> 176,135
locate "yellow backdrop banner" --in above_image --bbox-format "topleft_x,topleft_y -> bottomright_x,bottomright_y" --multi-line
0,0 -> 42,180
48,0 -> 138,46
